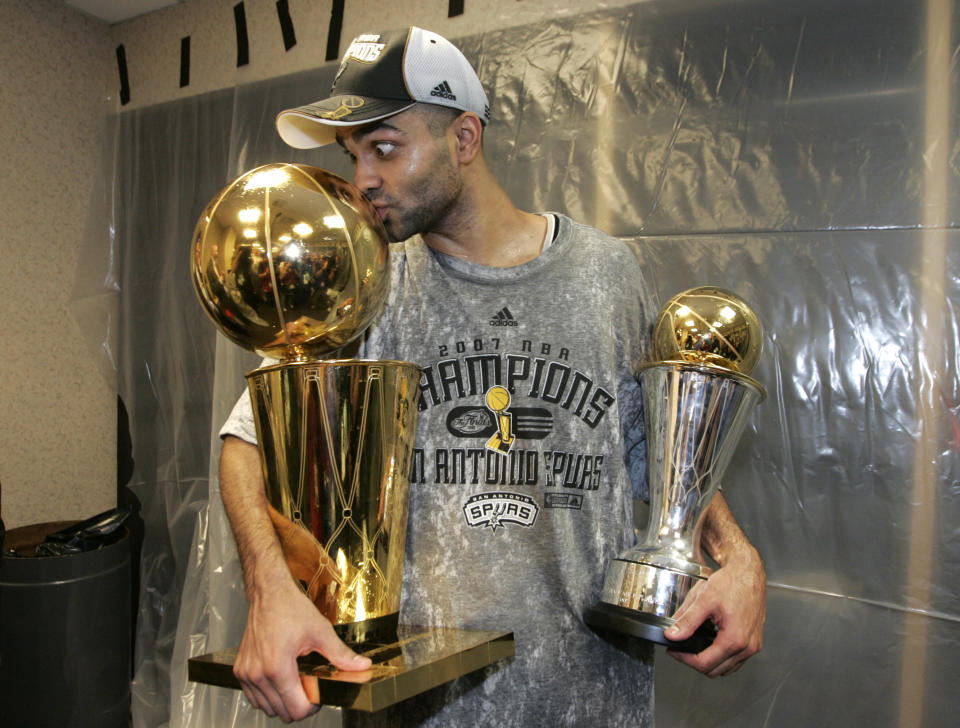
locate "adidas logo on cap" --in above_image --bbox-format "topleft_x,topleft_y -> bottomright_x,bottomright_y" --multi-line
430,81 -> 457,101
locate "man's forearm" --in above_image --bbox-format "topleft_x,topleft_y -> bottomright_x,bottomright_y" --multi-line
700,491 -> 763,570
219,435 -> 292,599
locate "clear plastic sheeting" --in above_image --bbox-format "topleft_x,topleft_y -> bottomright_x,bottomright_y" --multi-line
97,0 -> 960,726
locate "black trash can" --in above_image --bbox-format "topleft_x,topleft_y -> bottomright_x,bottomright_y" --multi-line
1,521 -> 131,728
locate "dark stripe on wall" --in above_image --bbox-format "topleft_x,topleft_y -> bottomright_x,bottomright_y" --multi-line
326,0 -> 345,61
234,2 -> 249,67
276,0 -> 297,51
116,44 -> 130,105
449,0 -> 465,17
179,36 -> 190,87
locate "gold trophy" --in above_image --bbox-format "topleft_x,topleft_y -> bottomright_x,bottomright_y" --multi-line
585,287 -> 765,652
187,164 -> 513,710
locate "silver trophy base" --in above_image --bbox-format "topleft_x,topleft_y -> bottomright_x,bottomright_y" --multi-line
584,602 -> 716,653
585,558 -> 717,653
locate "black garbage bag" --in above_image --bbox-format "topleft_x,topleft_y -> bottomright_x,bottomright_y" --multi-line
34,507 -> 130,556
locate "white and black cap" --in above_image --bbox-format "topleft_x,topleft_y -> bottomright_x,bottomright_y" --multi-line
276,27 -> 491,149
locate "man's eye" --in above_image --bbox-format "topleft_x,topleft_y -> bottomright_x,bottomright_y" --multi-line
342,149 -> 357,165
373,142 -> 395,157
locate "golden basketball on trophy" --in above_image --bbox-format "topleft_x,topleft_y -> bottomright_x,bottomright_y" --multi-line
191,162 -> 391,360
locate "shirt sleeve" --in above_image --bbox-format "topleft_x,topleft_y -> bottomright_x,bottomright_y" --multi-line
218,356 -> 278,445
218,386 -> 257,445
618,239 -> 659,503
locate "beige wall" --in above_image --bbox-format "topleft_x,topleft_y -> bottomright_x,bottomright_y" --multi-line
0,0 -> 115,529
1,0 -> 638,529
109,0 -> 641,110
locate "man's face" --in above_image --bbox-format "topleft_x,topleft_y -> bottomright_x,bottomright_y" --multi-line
337,108 -> 462,242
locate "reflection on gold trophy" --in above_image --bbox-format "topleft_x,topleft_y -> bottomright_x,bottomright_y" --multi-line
188,164 -> 513,709
585,287 -> 766,653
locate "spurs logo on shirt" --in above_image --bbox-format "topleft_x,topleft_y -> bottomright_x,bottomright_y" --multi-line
462,492 -> 539,531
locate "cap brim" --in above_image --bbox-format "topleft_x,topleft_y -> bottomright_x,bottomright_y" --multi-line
276,96 -> 415,149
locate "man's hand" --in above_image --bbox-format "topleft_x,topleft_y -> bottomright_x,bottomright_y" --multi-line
663,493 -> 766,677
664,544 -> 765,676
234,579 -> 372,722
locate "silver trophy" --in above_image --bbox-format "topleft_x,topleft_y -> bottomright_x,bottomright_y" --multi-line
585,287 -> 765,652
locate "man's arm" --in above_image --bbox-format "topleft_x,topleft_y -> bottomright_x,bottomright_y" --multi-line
663,492 -> 766,677
219,435 -> 371,722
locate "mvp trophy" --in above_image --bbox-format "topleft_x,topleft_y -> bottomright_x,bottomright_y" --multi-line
585,286 -> 766,653
187,163 -> 513,710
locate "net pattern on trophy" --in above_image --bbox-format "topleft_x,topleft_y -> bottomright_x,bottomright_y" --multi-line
642,366 -> 764,568
249,361 -> 419,628
312,366 -> 389,622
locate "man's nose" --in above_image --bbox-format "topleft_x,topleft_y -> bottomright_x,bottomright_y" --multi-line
353,160 -> 381,194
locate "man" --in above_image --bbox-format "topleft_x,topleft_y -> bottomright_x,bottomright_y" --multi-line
219,26 -> 766,725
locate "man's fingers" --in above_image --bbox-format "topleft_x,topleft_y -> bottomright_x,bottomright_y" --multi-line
667,643 -> 728,676
313,621 -> 372,672
707,657 -> 744,678
667,625 -> 758,677
243,677 -> 288,721
701,644 -> 749,677
664,602 -> 708,642
663,580 -> 707,640
301,674 -> 322,705
241,683 -> 276,718
235,653 -> 279,717
269,660 -> 321,722
239,664 -> 324,722
236,652 -> 313,722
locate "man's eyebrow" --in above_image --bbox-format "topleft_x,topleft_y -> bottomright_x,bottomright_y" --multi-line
336,120 -> 404,147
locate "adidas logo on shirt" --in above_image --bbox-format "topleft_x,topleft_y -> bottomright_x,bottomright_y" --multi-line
430,80 -> 457,101
490,307 -> 518,327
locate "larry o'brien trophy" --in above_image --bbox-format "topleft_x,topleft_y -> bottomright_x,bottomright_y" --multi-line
585,287 -> 766,653
186,163 -> 513,711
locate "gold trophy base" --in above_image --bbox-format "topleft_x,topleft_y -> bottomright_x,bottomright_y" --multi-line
188,626 -> 514,712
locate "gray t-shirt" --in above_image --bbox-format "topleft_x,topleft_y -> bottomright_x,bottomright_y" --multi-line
222,215 -> 657,726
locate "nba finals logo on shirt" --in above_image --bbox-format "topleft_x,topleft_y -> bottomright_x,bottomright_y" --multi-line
463,492 -> 539,531
484,386 -> 515,454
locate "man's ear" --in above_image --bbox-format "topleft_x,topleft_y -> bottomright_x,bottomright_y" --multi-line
452,112 -> 483,163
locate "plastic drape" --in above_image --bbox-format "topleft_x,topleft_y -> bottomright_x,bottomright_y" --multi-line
103,0 -> 959,725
